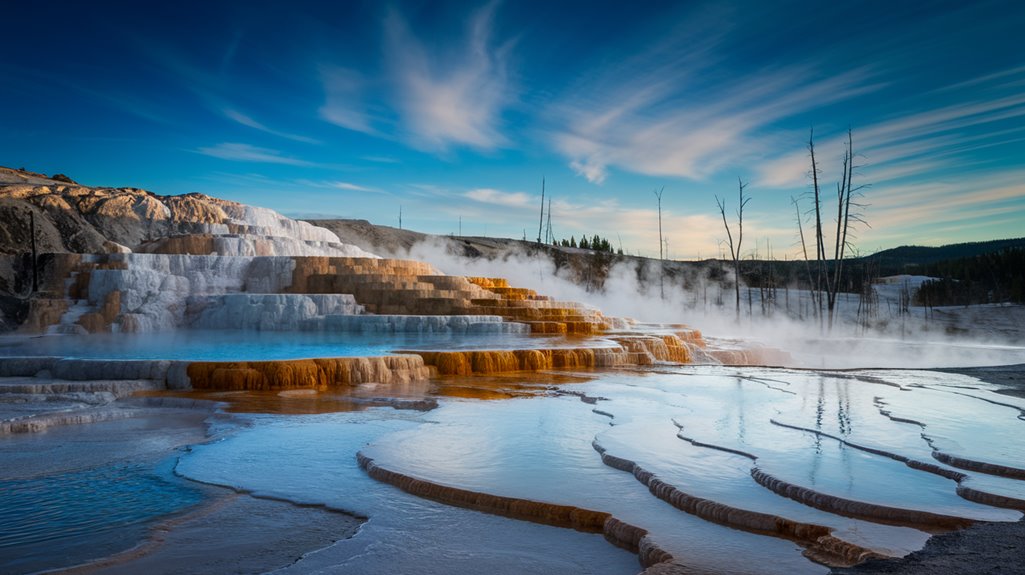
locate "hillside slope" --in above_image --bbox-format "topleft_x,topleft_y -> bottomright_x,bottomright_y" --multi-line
865,239 -> 1025,274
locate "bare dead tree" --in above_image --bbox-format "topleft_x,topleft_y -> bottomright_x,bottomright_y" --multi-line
537,177 -> 545,244
716,178 -> 749,320
809,129 -> 829,325
546,196 -> 553,244
654,186 -> 665,298
826,128 -> 868,329
805,128 -> 869,330
792,195 -> 816,313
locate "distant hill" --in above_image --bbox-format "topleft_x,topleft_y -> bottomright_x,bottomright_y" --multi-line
862,238 -> 1025,276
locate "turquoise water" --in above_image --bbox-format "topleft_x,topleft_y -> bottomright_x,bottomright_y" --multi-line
0,457 -> 205,574
0,330 -> 587,361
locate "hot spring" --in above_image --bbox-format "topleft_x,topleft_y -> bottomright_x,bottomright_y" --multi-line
3,336 -> 1024,574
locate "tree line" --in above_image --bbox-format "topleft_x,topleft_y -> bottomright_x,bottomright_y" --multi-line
557,234 -> 621,254
915,247 -> 1025,306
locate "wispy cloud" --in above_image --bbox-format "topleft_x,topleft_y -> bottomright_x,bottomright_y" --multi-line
756,68 -> 1025,189
569,159 -> 609,185
361,155 -> 400,164
850,167 -> 1025,248
465,188 -> 531,207
332,181 -> 380,193
319,66 -> 378,134
195,142 -> 313,166
547,21 -> 881,185
223,108 -> 320,144
383,1 -> 513,152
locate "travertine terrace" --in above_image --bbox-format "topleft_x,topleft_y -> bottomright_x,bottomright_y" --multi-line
1,175 -> 740,393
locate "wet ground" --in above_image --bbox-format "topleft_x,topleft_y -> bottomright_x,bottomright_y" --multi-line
3,363 -> 1025,574
833,364 -> 1025,575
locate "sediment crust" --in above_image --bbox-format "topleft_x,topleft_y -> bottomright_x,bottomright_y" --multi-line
0,356 -> 186,382
0,353 -> 432,392
407,335 -> 704,377
769,419 -> 1025,511
0,377 -> 162,397
672,420 -> 761,460
673,420 -> 976,532
355,452 -> 675,570
590,439 -> 883,567
750,468 -> 974,532
930,451 -> 1025,482
0,406 -> 142,434
409,347 -> 630,375
769,419 -> 965,481
186,355 -> 432,391
875,399 -> 1025,482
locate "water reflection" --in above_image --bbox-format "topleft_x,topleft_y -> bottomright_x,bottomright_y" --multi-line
5,363 -> 1025,574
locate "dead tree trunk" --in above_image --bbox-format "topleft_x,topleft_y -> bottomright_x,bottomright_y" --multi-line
808,128 -> 866,331
545,197 -> 553,244
827,129 -> 860,329
809,130 -> 828,329
537,177 -> 545,244
654,186 -> 665,299
716,178 -> 749,321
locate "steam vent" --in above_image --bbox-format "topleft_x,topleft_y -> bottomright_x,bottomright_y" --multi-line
4,172 -> 1024,575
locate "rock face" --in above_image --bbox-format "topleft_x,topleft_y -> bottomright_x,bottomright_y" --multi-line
0,171 -> 374,298
0,176 -> 373,258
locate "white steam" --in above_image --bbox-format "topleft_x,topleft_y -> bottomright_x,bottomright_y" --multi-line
380,236 -> 1025,370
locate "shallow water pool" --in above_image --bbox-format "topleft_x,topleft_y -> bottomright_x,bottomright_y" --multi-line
0,330 -> 605,361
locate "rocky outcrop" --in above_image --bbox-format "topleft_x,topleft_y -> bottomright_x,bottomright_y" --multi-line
0,176 -> 375,307
0,179 -> 373,257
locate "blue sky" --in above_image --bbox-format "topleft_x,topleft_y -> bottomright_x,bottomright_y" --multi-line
2,0 -> 1023,258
